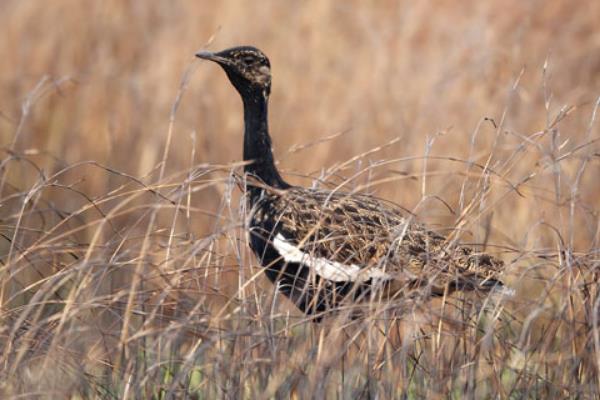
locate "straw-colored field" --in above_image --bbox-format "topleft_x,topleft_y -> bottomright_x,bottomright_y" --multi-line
1,1 -> 599,398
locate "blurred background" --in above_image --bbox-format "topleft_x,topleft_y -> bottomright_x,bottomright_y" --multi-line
1,0 -> 600,397
1,0 -> 599,242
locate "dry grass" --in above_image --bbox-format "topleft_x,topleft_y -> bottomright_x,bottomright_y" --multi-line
1,0 -> 600,398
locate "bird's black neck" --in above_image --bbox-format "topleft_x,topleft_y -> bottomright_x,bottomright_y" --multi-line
242,92 -> 289,193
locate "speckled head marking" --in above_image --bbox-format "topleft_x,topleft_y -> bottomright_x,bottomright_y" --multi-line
196,46 -> 271,97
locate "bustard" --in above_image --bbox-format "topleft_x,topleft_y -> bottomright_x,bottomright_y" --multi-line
196,46 -> 509,320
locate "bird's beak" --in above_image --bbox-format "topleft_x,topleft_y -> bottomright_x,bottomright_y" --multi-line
195,51 -> 230,65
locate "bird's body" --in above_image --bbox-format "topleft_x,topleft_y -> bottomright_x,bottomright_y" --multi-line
196,46 -> 508,319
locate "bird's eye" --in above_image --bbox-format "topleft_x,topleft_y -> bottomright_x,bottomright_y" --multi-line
242,56 -> 255,65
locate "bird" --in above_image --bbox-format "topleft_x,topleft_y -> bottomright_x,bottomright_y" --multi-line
196,46 -> 510,320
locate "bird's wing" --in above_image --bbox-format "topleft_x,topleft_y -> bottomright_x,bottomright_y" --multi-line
260,187 -> 506,291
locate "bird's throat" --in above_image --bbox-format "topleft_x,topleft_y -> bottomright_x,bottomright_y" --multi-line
242,93 -> 288,190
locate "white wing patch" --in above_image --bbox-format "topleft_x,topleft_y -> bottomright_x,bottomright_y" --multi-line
272,233 -> 392,283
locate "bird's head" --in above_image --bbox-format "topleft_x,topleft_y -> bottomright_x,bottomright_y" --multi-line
196,46 -> 271,99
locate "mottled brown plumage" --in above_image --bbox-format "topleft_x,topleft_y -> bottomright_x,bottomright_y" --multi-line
253,186 -> 505,296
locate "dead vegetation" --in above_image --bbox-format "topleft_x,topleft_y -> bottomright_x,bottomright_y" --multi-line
1,0 -> 600,398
